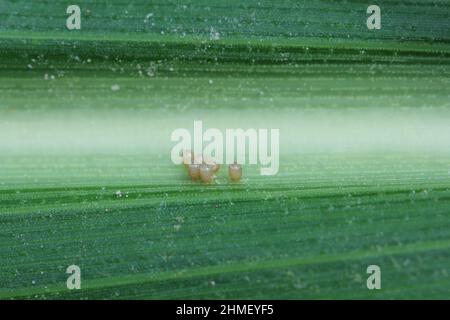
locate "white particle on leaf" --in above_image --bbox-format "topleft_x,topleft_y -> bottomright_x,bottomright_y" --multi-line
144,12 -> 154,23
209,27 -> 220,40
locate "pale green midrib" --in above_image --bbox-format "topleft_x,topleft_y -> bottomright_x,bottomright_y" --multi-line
1,30 -> 450,54
0,179 -> 449,216
1,181 -> 448,217
2,238 -> 450,299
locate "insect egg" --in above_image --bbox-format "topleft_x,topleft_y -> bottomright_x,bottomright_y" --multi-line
182,150 -> 194,168
188,164 -> 200,180
203,156 -> 220,173
199,164 -> 214,183
228,163 -> 242,181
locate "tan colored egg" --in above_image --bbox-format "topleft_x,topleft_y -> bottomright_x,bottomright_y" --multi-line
199,164 -> 214,183
188,164 -> 200,180
203,156 -> 220,173
228,163 -> 242,181
211,163 -> 220,173
182,150 -> 193,168
193,154 -> 203,165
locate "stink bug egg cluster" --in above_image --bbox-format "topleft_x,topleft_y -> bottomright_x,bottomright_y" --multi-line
181,150 -> 242,183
